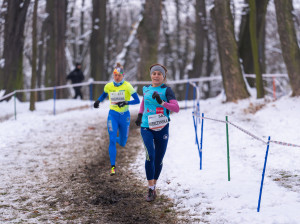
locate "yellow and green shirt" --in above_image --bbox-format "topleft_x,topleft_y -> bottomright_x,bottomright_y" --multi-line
103,81 -> 136,112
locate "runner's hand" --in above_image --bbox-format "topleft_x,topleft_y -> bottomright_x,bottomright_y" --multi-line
135,113 -> 143,126
94,100 -> 100,108
152,92 -> 162,104
117,101 -> 128,108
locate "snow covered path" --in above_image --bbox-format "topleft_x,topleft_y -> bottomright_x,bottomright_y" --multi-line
1,96 -> 300,223
0,103 -> 108,222
0,100 -> 178,223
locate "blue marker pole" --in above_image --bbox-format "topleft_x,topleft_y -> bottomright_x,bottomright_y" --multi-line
185,82 -> 189,110
200,113 -> 204,170
257,136 -> 271,212
197,101 -> 200,124
89,83 -> 93,108
192,112 -> 197,145
192,112 -> 202,170
193,86 -> 196,112
53,86 -> 56,115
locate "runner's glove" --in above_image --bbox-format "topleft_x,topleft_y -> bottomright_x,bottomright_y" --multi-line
152,91 -> 163,104
94,100 -> 100,108
117,101 -> 128,108
135,113 -> 143,126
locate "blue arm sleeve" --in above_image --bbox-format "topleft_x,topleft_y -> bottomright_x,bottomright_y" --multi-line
97,92 -> 108,102
127,92 -> 140,105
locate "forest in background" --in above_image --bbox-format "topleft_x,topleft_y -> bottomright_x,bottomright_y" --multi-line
0,0 -> 300,107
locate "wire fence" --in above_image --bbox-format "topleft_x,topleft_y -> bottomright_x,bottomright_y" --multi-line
193,114 -> 300,148
0,73 -> 290,102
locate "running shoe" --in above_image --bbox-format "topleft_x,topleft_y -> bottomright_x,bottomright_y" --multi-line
146,188 -> 156,202
110,166 -> 116,176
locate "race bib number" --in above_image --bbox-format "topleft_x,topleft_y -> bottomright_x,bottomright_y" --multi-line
148,114 -> 168,131
110,91 -> 125,104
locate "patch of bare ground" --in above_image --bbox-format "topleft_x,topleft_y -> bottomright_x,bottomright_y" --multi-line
52,114 -> 180,223
269,170 -> 300,192
243,102 -> 266,114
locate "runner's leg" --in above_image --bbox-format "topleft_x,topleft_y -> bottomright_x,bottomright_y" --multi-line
107,110 -> 119,166
140,128 -> 155,180
153,124 -> 169,180
118,111 -> 130,147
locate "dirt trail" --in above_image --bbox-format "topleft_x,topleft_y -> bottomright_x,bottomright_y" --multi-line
52,114 -> 180,223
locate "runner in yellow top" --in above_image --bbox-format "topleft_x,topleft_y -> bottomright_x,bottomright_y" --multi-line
93,63 -> 140,175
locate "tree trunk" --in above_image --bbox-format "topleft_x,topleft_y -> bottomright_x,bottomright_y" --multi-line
213,0 -> 250,101
0,0 -> 30,99
90,0 -> 107,99
249,0 -> 264,98
44,0 -> 68,99
137,0 -> 162,89
162,2 -> 176,81
189,0 -> 206,100
69,2 -> 77,63
45,0 -> 55,99
256,0 -> 268,75
0,1 -> 6,59
274,0 -> 300,96
37,20 -> 45,101
106,1 -> 122,79
177,4 -> 191,100
79,0 -> 85,60
190,0 -> 205,79
30,0 -> 38,111
175,0 -> 181,81
55,0 -> 68,99
238,0 -> 268,87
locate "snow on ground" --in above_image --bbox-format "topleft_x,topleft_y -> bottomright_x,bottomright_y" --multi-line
1,95 -> 300,223
0,99 -> 107,222
132,95 -> 300,224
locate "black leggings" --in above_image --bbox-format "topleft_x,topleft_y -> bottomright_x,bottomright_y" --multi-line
74,87 -> 83,99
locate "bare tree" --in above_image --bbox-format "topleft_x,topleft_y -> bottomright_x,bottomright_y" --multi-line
79,0 -> 85,59
175,0 -> 182,80
106,1 -> 122,79
90,0 -> 106,98
44,0 -> 68,99
161,1 -> 176,81
37,18 -> 45,101
213,0 -> 250,101
249,0 -> 264,98
0,0 -> 30,98
30,0 -> 38,111
137,0 -> 162,84
190,0 -> 206,79
188,0 -> 208,99
238,0 -> 268,87
178,2 -> 191,100
274,0 -> 300,96
0,0 -> 7,58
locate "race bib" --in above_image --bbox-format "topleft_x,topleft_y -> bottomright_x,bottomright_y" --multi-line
110,91 -> 125,104
148,114 -> 168,131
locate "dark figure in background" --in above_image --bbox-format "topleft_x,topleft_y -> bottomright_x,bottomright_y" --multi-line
67,63 -> 85,99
